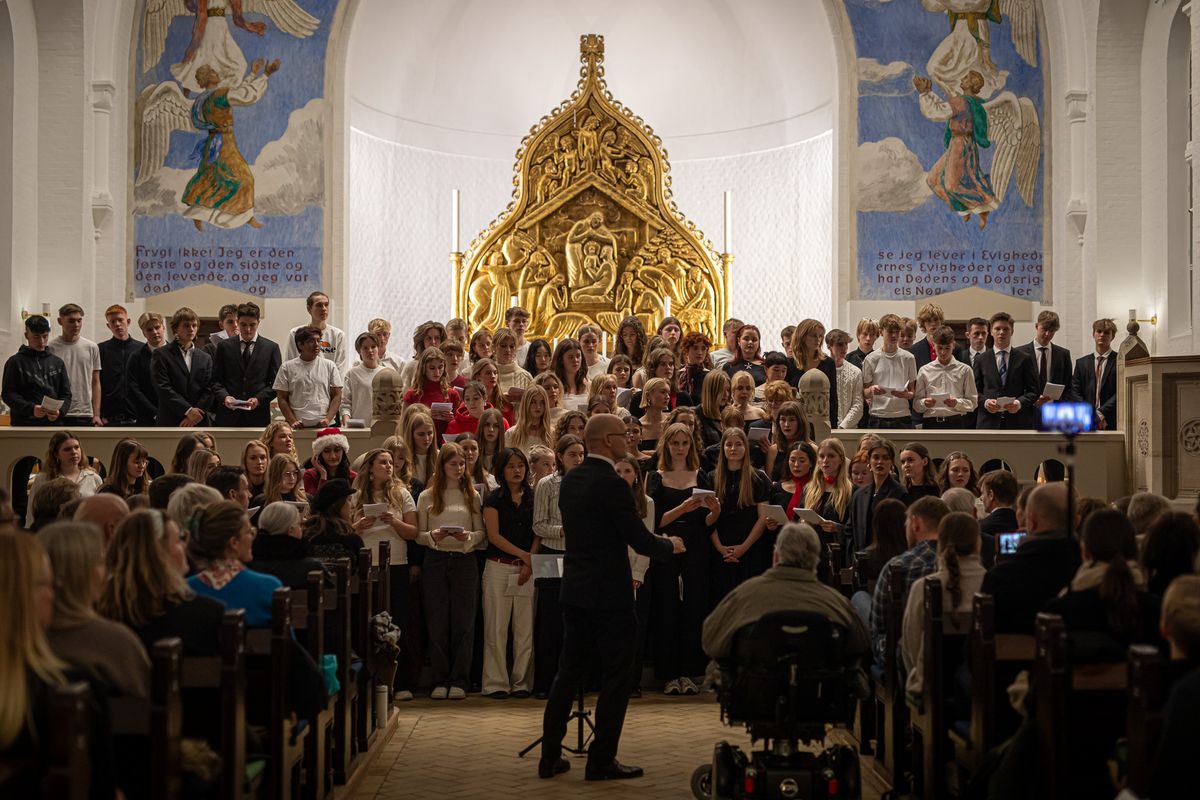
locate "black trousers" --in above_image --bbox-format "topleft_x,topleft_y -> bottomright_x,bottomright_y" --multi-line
649,544 -> 710,681
421,551 -> 478,690
868,416 -> 913,430
60,415 -> 94,427
541,604 -> 637,769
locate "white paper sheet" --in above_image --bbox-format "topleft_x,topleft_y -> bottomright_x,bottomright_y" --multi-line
362,502 -> 388,518
793,508 -> 826,525
40,396 -> 64,412
431,402 -> 453,414
747,427 -> 771,441
691,488 -> 716,497
1042,383 -> 1065,401
764,504 -> 789,525
442,433 -> 462,443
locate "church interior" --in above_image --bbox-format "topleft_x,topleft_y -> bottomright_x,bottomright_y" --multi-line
0,0 -> 1198,798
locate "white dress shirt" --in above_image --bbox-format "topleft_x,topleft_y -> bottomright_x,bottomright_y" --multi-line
914,358 -> 978,418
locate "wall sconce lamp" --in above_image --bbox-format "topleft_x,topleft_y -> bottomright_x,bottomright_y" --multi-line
20,303 -> 52,320
1128,308 -> 1157,326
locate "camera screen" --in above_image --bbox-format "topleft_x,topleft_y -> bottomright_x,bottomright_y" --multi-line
1039,402 -> 1095,434
998,532 -> 1027,554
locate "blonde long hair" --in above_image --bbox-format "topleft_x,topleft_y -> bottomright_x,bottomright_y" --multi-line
354,448 -> 414,510
509,384 -> 553,451
790,319 -> 828,372
263,453 -> 307,504
259,421 -> 298,460
0,531 -> 66,749
403,411 -> 439,484
804,438 -> 853,519
714,428 -> 757,509
427,442 -> 478,516
38,522 -> 105,629
699,369 -> 730,420
98,510 -> 193,627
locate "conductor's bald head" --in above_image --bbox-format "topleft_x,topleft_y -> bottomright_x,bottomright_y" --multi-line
583,413 -> 627,460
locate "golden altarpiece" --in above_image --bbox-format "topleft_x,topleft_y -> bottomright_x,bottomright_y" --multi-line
453,35 -> 730,342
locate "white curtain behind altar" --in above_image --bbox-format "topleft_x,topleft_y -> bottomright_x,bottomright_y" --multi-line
348,129 -> 832,347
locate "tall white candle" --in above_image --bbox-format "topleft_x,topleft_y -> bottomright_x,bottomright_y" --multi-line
601,332 -> 608,355
723,190 -> 732,254
510,295 -> 519,308
452,189 -> 461,252
664,297 -> 672,317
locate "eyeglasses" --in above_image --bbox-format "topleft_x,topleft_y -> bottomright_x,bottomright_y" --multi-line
283,470 -> 300,477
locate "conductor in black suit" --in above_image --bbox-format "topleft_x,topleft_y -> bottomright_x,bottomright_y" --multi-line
211,302 -> 281,427
973,312 -> 1040,429
151,307 -> 213,427
539,414 -> 685,782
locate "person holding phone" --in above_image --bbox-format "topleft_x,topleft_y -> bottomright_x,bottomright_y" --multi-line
416,443 -> 486,700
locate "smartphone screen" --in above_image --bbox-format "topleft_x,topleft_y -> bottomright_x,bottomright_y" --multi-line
997,531 -> 1027,555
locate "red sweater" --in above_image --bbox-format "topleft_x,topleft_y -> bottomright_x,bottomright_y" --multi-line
444,404 -> 510,436
403,382 -> 462,436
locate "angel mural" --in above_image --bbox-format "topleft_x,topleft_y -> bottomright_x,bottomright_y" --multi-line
921,0 -> 1037,101
136,0 -> 320,230
913,70 -> 1040,229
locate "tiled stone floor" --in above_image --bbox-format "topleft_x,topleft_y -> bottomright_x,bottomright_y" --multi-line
352,693 -> 890,799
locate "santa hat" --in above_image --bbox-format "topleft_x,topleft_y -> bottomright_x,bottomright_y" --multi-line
312,427 -> 350,459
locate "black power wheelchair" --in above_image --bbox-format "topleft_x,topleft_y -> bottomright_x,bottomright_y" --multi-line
690,611 -> 862,799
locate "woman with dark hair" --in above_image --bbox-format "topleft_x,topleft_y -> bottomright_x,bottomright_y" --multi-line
607,354 -> 634,392
899,442 -> 940,503
303,479 -> 371,572
551,337 -> 589,405
99,438 -> 151,499
303,427 -> 356,494
763,401 -> 811,481
615,316 -> 648,371
577,325 -> 608,379
481,448 -> 536,698
721,324 -> 766,385
468,329 -> 493,366
648,423 -> 719,695
1047,509 -> 1162,656
863,498 -> 908,577
676,331 -> 712,407
402,347 -> 461,437
847,439 -> 909,553
789,318 -> 839,430
937,451 -> 980,496
1140,512 -> 1200,596
27,478 -> 82,532
767,439 -> 815,520
522,338 -> 553,377
901,512 -> 984,696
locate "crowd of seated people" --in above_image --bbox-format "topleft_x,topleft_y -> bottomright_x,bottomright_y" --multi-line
1,295 -> 1194,800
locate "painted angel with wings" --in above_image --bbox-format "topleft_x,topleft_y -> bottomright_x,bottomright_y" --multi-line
913,70 -> 1040,229
922,0 -> 1037,100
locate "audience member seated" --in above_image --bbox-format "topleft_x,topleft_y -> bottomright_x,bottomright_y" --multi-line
166,482 -> 222,532
303,478 -> 370,571
27,476 -> 81,532
255,453 -> 307,510
73,493 -> 129,547
1151,575 -> 1200,800
98,439 -> 151,501
1140,512 -> 1200,596
249,502 -> 328,589
940,487 -> 977,517
978,469 -> 1019,538
1127,491 -> 1172,542
869,496 -> 950,662
186,501 -> 282,628
847,438 -> 908,553
980,483 -> 1081,634
0,530 -> 116,798
38,521 -> 150,698
900,512 -> 985,696
206,465 -> 252,508
148,473 -> 192,510
852,497 -> 907,602
25,430 -> 103,528
184,448 -> 220,484
1045,509 -> 1162,660
702,523 -> 868,674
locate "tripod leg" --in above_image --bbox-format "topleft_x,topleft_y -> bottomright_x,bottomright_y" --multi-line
518,736 -> 544,758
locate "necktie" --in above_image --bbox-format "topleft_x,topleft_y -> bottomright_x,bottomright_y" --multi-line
1095,355 -> 1104,408
998,350 -> 1007,386
242,340 -> 253,365
1038,347 -> 1048,387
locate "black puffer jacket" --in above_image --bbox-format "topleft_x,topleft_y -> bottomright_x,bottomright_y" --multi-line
249,534 -> 329,590
1,346 -> 71,426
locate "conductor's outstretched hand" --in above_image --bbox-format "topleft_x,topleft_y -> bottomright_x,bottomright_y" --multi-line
669,536 -> 686,554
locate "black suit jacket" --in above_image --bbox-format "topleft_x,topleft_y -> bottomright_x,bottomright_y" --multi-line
1070,352 -> 1118,430
211,336 -> 281,427
972,347 -> 1040,429
846,476 -> 908,554
559,456 -> 673,610
151,340 -> 214,427
979,531 -> 1081,633
979,507 -> 1018,536
1015,341 -> 1076,400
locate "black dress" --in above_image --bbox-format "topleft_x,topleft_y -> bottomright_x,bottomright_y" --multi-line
646,470 -> 714,681
904,483 -> 940,504
709,467 -> 771,604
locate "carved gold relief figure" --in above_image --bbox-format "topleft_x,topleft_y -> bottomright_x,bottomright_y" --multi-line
455,34 -> 729,341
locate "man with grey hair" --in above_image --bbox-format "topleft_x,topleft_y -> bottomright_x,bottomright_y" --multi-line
1127,491 -> 1171,539
942,487 -> 996,567
701,523 -> 867,661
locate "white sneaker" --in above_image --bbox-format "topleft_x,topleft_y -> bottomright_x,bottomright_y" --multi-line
430,686 -> 449,700
448,686 -> 467,700
663,679 -> 681,695
679,677 -> 699,695
395,690 -> 414,702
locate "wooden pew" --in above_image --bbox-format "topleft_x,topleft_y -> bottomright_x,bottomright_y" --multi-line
907,578 -> 971,800
27,681 -> 93,800
244,587 -> 308,800
326,560 -> 355,784
180,610 -> 247,800
868,563 -> 910,791
953,593 -> 1035,774
109,638 -> 183,800
1034,612 -> 1129,800
853,549 -> 878,596
369,541 -> 393,705
352,547 -> 378,755
291,570 -> 333,800
1125,643 -> 1169,798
